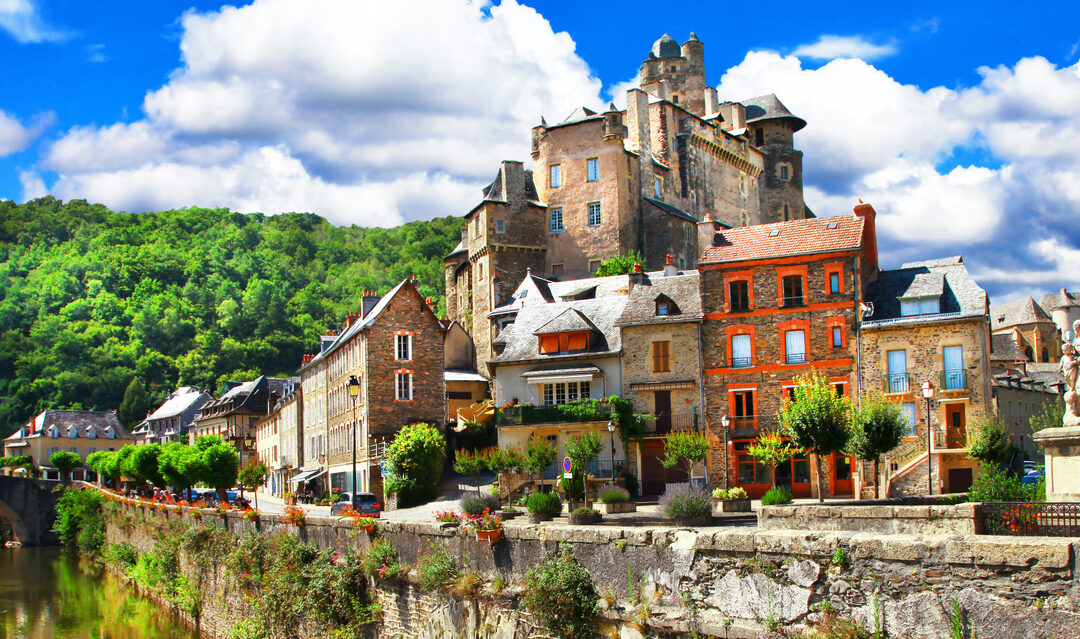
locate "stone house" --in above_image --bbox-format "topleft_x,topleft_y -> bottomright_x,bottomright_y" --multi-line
990,296 -> 1061,364
445,33 -> 810,379
860,256 -> 992,496
2,410 -> 133,481
296,278 -> 445,501
614,258 -> 705,495
132,386 -> 212,447
992,369 -> 1065,459
190,376 -> 296,468
254,380 -> 302,498
1040,288 -> 1080,339
443,320 -> 491,426
697,205 -> 877,498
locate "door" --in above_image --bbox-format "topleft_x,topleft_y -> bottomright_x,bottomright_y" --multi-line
654,391 -> 672,434
948,468 -> 973,493
887,350 -> 908,393
641,440 -> 685,496
832,453 -> 854,496
946,404 -> 967,448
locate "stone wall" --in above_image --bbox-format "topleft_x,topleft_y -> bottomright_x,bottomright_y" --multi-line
758,502 -> 978,535
105,500 -> 1080,639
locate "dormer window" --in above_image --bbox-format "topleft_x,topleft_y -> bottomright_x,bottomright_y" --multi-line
539,331 -> 590,354
87,427 -> 97,439
105,426 -> 116,440
900,296 -> 940,317
47,426 -> 59,438
67,425 -> 78,438
655,294 -> 679,317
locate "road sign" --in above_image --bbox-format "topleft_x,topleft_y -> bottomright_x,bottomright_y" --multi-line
380,462 -> 387,477
563,456 -> 572,473
563,473 -> 573,479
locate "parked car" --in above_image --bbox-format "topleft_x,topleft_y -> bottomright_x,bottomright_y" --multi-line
1021,468 -> 1045,485
330,492 -> 381,517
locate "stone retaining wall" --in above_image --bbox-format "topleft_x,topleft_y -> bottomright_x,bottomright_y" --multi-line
758,501 -> 978,535
104,500 -> 1080,639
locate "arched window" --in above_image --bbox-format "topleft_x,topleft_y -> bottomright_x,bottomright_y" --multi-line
1024,346 -> 1034,361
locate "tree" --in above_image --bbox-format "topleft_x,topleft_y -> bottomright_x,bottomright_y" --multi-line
117,377 -> 151,428
383,423 -> 446,507
778,372 -> 851,503
746,432 -> 798,489
127,443 -> 166,491
524,437 -> 557,488
487,446 -> 525,491
593,251 -> 648,277
1030,396 -> 1066,450
87,450 -> 119,487
452,449 -> 488,498
237,460 -> 267,508
968,412 -> 1016,467
115,445 -> 137,488
159,442 -> 205,501
200,441 -> 241,500
49,450 -> 82,482
849,393 -> 909,498
564,431 -> 604,510
660,431 -> 711,486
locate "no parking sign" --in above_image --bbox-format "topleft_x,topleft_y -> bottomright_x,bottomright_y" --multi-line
562,456 -> 573,478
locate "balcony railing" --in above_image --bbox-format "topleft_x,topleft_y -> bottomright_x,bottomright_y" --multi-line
643,412 -> 699,435
780,296 -> 805,308
731,356 -> 754,368
940,369 -> 968,392
934,427 -> 976,450
496,404 -> 612,426
883,373 -> 911,394
785,352 -> 807,365
730,416 -> 776,439
368,441 -> 387,459
979,502 -> 1080,537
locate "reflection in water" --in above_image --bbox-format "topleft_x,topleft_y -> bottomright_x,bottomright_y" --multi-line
0,547 -> 204,639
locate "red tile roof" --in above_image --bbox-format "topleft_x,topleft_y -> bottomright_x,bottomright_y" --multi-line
698,215 -> 865,264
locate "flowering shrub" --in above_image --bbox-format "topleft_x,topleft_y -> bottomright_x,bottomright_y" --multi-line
597,485 -> 630,503
214,502 -> 231,516
354,516 -> 376,529
360,539 -> 402,579
465,507 -> 502,531
433,511 -> 461,524
241,508 -> 259,521
712,487 -> 749,501
658,484 -> 711,519
415,544 -> 459,590
283,505 -> 306,526
189,508 -> 203,521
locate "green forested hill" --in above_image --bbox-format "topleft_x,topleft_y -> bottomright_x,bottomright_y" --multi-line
0,197 -> 465,437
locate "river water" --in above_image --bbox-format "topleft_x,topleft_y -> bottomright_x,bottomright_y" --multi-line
0,547 -> 204,639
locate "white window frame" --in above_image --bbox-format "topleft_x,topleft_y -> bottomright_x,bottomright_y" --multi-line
395,372 -> 413,401
550,208 -> 563,232
550,164 -> 562,188
654,176 -> 664,198
586,157 -> 599,182
784,329 -> 806,364
587,202 -> 601,227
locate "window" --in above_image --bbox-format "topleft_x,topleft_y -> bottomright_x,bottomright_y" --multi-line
943,345 -> 964,390
474,216 -> 481,238
740,211 -> 749,227
831,326 -> 843,348
754,128 -> 764,146
731,334 -> 752,368
781,275 -> 804,307
589,259 -> 601,273
542,381 -> 590,405
728,280 -> 750,312
87,427 -> 97,439
654,176 -> 664,198
586,157 -> 599,181
550,208 -> 564,232
395,334 -> 412,361
495,219 -> 506,234
549,164 -> 561,188
395,372 -> 413,401
684,224 -> 693,244
653,341 -> 671,373
552,264 -> 564,276
587,202 -> 601,226
784,330 -> 806,364
829,272 -> 840,293
900,297 -> 940,316
886,350 -> 909,393
782,203 -> 791,221
780,164 -> 790,181
901,402 -> 917,436
656,301 -> 670,316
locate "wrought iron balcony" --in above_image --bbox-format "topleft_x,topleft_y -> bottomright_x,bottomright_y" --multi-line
780,295 -> 805,308
883,373 -> 911,394
940,369 -> 968,392
785,352 -> 807,365
642,412 -> 699,435
730,416 -> 774,439
731,356 -> 754,369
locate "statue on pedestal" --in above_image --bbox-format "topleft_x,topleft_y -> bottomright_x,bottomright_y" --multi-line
1060,321 -> 1080,427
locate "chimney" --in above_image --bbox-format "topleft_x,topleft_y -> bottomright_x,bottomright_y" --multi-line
410,273 -> 421,289
362,289 -> 380,317
853,202 -> 878,272
704,87 -> 719,117
730,103 -> 746,130
301,353 -> 315,365
628,262 -> 648,294
500,160 -> 526,205
664,254 -> 678,277
344,312 -> 360,328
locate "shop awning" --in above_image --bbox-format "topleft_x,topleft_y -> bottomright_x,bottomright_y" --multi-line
289,468 -> 326,484
520,365 -> 601,385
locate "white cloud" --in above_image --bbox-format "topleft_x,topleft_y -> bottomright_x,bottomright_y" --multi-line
792,35 -> 897,61
0,109 -> 53,156
0,0 -> 70,43
18,169 -> 45,201
38,0 -> 604,223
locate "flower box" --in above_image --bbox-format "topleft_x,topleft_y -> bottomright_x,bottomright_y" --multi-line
597,501 -> 637,514
475,528 -> 502,543
712,498 -> 751,515
568,509 -> 603,525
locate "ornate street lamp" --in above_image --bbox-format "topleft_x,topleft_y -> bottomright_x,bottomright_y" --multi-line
347,375 -> 361,508
607,419 -> 617,484
721,415 -> 730,490
922,380 -> 936,496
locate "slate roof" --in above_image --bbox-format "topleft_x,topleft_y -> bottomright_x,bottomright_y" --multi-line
991,334 -> 1028,362
616,271 -> 702,326
491,296 -> 627,365
698,214 -> 864,264
651,33 -> 681,58
5,410 -> 132,441
481,167 -> 540,203
520,365 -> 603,378
643,196 -> 697,223
990,297 -> 1053,328
144,387 -> 210,422
863,256 -> 988,326
901,273 -> 945,298
739,94 -> 807,132
1040,289 -> 1080,311
534,309 -> 600,335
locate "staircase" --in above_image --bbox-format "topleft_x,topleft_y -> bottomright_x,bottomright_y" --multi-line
456,399 -> 495,427
881,438 -> 927,497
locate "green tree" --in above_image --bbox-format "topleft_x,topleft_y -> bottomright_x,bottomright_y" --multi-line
524,436 -> 557,488
87,450 -> 118,487
778,372 -> 851,503
383,423 -> 446,507
521,545 -> 598,639
158,442 -> 205,501
486,446 -> 525,491
117,378 -> 151,428
49,450 -> 82,482
1030,396 -> 1066,451
746,432 -> 798,489
452,448 -> 488,498
200,440 -> 241,500
237,460 -> 267,508
849,393 -> 909,498
968,412 -> 1017,467
660,431 -> 711,486
115,445 -> 137,486
128,443 -> 166,490
564,431 -> 604,510
593,251 -> 648,277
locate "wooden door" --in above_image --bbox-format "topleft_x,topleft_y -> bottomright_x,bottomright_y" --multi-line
946,404 -> 966,448
654,391 -> 672,433
948,468 -> 973,493
641,440 -> 685,496
832,453 -> 854,496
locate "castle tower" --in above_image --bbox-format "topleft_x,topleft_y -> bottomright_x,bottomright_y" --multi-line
741,94 -> 808,222
639,33 -> 707,117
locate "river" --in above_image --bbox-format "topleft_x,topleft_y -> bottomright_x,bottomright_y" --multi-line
0,547 -> 204,639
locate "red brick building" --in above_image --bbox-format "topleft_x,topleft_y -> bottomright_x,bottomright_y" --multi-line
698,204 -> 878,497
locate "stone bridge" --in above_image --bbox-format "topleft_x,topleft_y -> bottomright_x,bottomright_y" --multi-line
0,476 -> 59,546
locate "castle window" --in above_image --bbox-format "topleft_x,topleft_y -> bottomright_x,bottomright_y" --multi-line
739,172 -> 746,196
780,164 -> 790,181
586,157 -> 599,182
589,260 -> 601,273
587,202 -> 602,226
755,128 -> 764,146
654,176 -> 664,198
550,164 -> 562,188
782,203 -> 791,221
495,219 -> 505,234
550,208 -> 563,232
672,95 -> 679,104
684,224 -> 693,244
741,211 -> 749,226
552,264 -> 564,277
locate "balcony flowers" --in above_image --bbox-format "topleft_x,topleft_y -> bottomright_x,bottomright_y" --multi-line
283,504 -> 306,526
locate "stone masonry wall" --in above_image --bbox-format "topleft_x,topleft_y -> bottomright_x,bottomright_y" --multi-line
105,499 -> 1080,639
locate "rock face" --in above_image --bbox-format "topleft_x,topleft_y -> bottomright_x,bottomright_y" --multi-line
704,571 -> 811,622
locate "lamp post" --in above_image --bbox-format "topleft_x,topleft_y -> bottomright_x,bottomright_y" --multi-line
721,415 -> 730,489
607,419 -> 617,484
347,375 -> 360,508
922,381 -> 935,496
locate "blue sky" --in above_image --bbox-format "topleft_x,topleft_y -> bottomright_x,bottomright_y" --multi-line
1,0 -> 1079,303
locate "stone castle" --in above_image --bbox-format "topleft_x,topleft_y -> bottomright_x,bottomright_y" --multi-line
445,33 -> 810,371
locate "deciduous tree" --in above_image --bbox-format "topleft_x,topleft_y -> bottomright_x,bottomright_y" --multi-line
778,372 -> 851,503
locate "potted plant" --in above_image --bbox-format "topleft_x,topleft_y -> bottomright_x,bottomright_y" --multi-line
354,516 -> 377,534
711,487 -> 751,514
283,491 -> 296,505
596,485 -> 636,514
283,504 -> 306,526
568,506 -> 602,525
433,510 -> 462,529
526,492 -> 562,524
499,505 -> 520,520
242,508 -> 259,522
659,484 -> 712,527
467,508 -> 503,542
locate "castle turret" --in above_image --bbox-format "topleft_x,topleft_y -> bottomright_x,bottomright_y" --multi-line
740,94 -> 808,222
639,34 -> 707,117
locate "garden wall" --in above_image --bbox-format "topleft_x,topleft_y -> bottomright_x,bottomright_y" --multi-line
104,501 -> 1080,639
758,501 -> 978,535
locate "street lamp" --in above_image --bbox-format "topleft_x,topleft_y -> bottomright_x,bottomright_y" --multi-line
607,419 -> 617,484
921,380 -> 935,496
721,415 -> 730,489
347,375 -> 360,508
